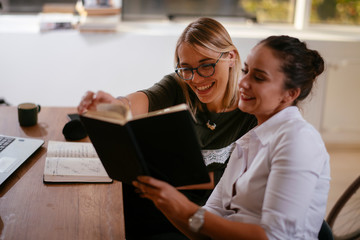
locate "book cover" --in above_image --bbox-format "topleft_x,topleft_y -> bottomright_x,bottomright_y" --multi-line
42,3 -> 76,14
78,15 -> 119,32
39,13 -> 78,32
80,103 -> 210,187
85,7 -> 120,15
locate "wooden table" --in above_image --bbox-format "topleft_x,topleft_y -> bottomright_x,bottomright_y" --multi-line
0,106 -> 125,239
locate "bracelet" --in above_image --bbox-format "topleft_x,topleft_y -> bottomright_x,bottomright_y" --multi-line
116,96 -> 131,107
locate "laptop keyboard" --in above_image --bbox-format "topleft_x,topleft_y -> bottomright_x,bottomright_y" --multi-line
0,136 -> 15,152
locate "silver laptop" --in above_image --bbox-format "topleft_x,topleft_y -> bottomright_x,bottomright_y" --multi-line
0,134 -> 44,186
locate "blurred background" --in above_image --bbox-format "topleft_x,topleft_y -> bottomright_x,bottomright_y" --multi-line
1,0 -> 359,25
1,0 -> 359,220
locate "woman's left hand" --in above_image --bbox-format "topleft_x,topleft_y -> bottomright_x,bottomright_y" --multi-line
132,176 -> 198,220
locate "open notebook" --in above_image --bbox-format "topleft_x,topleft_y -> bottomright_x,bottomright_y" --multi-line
0,134 -> 44,186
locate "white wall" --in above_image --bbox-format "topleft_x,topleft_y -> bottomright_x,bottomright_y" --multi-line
322,57 -> 360,146
1,17 -> 360,145
1,30 -> 179,106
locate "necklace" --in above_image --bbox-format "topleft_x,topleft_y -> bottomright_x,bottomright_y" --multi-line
206,120 -> 217,131
206,108 -> 227,131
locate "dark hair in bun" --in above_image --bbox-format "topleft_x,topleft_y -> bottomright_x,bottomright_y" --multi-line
258,35 -> 324,105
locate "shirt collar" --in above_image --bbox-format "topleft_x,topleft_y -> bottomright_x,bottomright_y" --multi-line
253,106 -> 304,145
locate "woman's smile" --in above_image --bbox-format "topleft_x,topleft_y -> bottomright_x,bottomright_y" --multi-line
240,90 -> 255,101
194,81 -> 216,95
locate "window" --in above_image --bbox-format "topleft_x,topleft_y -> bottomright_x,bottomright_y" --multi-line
241,0 -> 296,24
241,0 -> 360,26
311,0 -> 360,25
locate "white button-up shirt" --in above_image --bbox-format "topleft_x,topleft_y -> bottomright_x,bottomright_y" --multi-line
204,106 -> 331,239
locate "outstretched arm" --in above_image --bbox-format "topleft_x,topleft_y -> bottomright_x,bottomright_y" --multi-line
77,90 -> 149,116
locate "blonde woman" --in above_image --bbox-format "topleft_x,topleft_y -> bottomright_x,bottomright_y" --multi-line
78,18 -> 256,239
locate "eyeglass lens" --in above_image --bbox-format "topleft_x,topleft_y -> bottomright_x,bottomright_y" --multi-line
175,52 -> 224,81
177,64 -> 215,80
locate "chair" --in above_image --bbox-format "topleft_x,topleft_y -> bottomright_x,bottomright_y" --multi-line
318,220 -> 334,240
326,175 -> 360,240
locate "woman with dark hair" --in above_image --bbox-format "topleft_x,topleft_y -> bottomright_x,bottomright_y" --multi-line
78,18 -> 257,239
133,35 -> 330,240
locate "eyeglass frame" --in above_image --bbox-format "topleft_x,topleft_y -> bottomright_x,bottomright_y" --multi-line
175,52 -> 225,81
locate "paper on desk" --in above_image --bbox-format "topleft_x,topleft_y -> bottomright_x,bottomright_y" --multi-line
43,141 -> 112,183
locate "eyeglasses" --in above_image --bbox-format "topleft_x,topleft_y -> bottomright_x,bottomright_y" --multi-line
175,52 -> 225,81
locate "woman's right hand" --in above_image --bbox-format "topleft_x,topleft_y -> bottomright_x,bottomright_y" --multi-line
77,90 -> 117,114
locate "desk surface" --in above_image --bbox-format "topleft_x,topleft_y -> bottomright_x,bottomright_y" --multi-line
0,106 -> 125,239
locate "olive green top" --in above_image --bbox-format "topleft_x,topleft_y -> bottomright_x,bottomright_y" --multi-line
141,73 -> 257,192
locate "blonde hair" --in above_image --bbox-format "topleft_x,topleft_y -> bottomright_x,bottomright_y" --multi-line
174,17 -> 241,113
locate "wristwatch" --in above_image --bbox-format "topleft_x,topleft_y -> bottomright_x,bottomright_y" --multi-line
188,207 -> 206,232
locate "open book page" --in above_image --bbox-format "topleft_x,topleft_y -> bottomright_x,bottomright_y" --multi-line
46,140 -> 98,158
44,141 -> 112,183
82,103 -> 194,125
83,103 -> 132,126
131,103 -> 194,121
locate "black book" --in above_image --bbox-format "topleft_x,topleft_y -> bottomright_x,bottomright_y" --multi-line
80,103 -> 210,187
